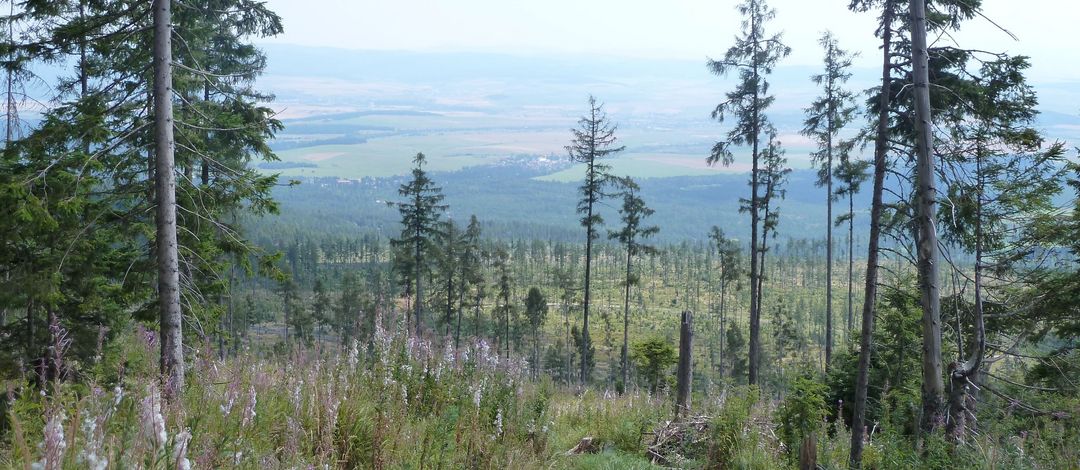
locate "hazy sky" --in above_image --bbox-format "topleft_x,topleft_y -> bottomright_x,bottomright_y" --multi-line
260,0 -> 1078,82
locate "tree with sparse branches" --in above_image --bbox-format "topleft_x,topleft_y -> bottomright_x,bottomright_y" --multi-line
567,95 -> 624,384
709,227 -> 742,379
609,176 -> 658,391
802,30 -> 859,368
525,286 -> 548,379
706,0 -> 790,386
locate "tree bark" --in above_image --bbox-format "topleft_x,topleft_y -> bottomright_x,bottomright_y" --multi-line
719,276 -> 727,379
850,3 -> 894,467
622,245 -> 632,390
847,193 -> 854,340
414,225 -> 422,336
582,181 -> 595,384
825,74 -> 835,369
153,0 -> 185,398
201,83 -> 210,185
676,310 -> 693,418
910,0 -> 945,434
747,15 -> 762,386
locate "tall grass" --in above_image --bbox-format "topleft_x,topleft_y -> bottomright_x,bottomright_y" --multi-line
2,319 -> 1075,469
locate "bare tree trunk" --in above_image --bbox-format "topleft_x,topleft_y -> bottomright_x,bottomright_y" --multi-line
582,206 -> 594,384
201,83 -> 210,185
676,310 -> 693,419
909,0 -> 945,434
455,288 -> 465,349
747,125 -> 761,386
445,272 -> 453,337
719,277 -> 727,379
153,0 -> 184,398
622,246 -> 632,390
847,193 -> 854,340
850,3 -> 894,467
825,95 -> 834,369
414,227 -> 422,336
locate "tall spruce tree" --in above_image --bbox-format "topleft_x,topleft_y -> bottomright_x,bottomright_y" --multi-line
152,0 -> 184,394
493,246 -> 513,359
437,219 -> 464,338
608,177 -> 658,390
935,55 -> 1067,441
566,95 -> 623,383
0,0 -> 282,392
524,286 -> 548,379
848,0 -> 982,461
801,31 -> 858,368
753,132 -> 790,332
908,0 -> 947,433
709,227 -> 741,379
456,215 -> 483,348
834,158 -> 870,338
390,152 -> 447,335
706,0 -> 790,386
847,1 -> 902,462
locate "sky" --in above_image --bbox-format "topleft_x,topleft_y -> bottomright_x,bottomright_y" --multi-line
260,0 -> 1080,83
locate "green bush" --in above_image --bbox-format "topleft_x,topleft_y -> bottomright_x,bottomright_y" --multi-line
777,373 -> 828,460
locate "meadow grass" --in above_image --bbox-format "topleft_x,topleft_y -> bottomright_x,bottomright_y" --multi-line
2,318 -> 1075,469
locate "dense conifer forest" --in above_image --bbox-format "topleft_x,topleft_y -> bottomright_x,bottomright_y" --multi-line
0,0 -> 1078,468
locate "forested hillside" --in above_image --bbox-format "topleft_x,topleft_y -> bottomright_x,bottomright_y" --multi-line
1,0 -> 1078,469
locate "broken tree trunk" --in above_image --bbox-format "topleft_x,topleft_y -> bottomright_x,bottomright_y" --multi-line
676,310 -> 693,419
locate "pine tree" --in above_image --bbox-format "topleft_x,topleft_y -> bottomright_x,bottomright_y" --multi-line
493,246 -> 513,358
335,271 -> 362,344
456,215 -> 483,348
609,177 -> 658,390
390,153 -> 447,335
524,286 -> 548,379
801,31 -> 858,369
755,132 -> 790,325
566,95 -> 623,383
834,158 -> 870,340
312,277 -> 332,343
0,0 -> 282,391
437,219 -> 464,338
706,0 -> 790,386
847,1 -> 903,461
709,227 -> 741,379
935,55 -> 1067,441
848,0 -> 982,459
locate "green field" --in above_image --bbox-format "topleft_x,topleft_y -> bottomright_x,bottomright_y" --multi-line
536,152 -> 744,182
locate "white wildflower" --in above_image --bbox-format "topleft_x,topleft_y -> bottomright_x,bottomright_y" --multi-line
493,408 -> 503,438
241,385 -> 257,428
139,387 -> 167,448
174,429 -> 192,470
34,409 -> 66,470
347,339 -> 359,369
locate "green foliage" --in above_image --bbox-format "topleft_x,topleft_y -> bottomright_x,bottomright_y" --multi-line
827,285 -> 923,434
777,374 -> 828,460
725,322 -> 749,384
706,387 -> 756,466
389,152 -> 448,332
0,0 -> 284,380
630,338 -> 677,394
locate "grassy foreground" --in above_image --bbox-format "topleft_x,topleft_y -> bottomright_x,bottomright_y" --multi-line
1,320 -> 1074,469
